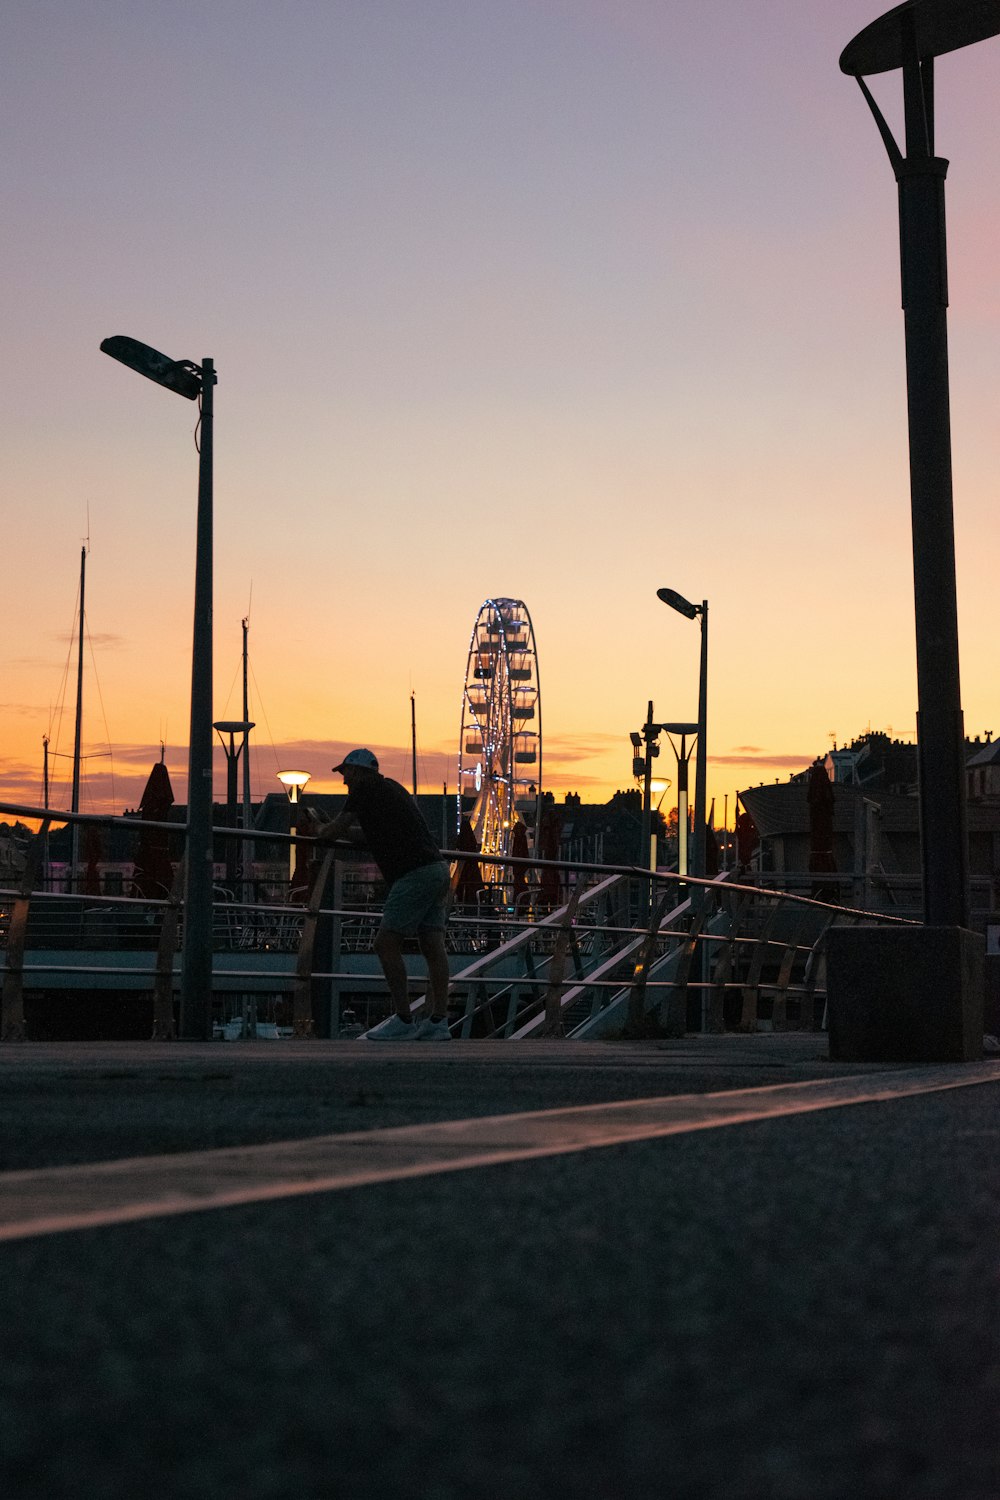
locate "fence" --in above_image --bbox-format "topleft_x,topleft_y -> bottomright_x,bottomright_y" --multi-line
0,800 -> 920,1042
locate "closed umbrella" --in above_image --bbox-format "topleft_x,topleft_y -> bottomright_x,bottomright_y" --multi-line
133,760 -> 176,899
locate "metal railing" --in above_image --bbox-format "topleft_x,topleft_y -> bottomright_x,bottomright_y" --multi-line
0,799 -> 924,1042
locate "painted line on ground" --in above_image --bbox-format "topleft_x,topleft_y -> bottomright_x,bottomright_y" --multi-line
1,1062 -> 997,1242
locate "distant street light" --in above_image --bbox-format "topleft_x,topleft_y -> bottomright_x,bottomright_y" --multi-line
215,720 -> 254,890
277,770 -> 312,887
632,714 -> 693,874
101,335 -> 216,1039
657,588 -> 708,884
660,724 -> 698,880
277,769 -> 311,803
839,0 -> 1000,927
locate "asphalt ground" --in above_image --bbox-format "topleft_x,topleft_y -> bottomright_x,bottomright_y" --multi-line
1,1036 -> 998,1499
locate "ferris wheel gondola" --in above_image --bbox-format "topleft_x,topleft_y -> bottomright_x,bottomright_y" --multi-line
457,598 -> 541,885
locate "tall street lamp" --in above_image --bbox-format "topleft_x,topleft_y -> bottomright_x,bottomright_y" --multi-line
840,1 -> 1000,928
277,770 -> 312,887
657,589 -> 708,884
101,335 -> 216,1039
826,0 -> 998,1064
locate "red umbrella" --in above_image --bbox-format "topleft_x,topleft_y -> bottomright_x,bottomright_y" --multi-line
510,820 -> 530,904
454,816 -> 485,904
537,801 -> 562,908
735,809 -> 758,871
133,760 -> 176,898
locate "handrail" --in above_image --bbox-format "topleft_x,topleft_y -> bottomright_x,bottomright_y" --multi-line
0,797 -> 931,1043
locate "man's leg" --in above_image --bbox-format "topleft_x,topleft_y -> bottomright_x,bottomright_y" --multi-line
373,928 -> 412,1020
417,928 -> 450,1019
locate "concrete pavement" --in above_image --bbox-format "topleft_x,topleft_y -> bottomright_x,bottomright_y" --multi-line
1,1035 -> 997,1498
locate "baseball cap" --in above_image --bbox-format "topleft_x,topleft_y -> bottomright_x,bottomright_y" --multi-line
332,748 -> 379,773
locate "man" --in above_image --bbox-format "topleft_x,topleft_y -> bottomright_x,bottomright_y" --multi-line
314,748 -> 451,1040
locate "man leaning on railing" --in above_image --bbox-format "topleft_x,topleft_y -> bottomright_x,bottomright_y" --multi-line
308,749 -> 452,1040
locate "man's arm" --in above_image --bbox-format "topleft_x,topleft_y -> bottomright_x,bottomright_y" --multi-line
308,807 -> 363,845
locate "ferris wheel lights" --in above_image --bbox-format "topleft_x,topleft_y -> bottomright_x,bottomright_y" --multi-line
460,597 -> 542,876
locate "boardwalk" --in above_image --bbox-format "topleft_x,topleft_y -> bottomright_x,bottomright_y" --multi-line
2,1036 -> 998,1498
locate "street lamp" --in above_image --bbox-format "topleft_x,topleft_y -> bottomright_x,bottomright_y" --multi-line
277,770 -> 312,887
277,769 -> 311,803
657,588 -> 708,884
840,1 -> 1000,928
632,715 -> 693,873
658,723 -> 698,879
214,720 -> 254,889
825,0 -> 998,1064
101,335 -> 216,1040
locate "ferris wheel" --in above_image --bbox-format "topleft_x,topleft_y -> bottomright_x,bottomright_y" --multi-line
458,598 -> 542,875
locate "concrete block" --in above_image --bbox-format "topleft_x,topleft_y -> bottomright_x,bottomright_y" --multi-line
826,925 -> 984,1064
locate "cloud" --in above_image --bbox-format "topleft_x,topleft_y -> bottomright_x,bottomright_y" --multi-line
50,631 -> 126,649
710,751 -> 812,769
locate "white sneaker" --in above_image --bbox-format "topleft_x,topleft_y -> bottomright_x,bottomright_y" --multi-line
362,1013 -> 418,1041
414,1016 -> 451,1041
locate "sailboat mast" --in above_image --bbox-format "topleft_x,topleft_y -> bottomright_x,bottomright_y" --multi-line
71,546 -> 85,816
411,691 -> 417,796
70,545 -> 86,886
241,616 -> 253,901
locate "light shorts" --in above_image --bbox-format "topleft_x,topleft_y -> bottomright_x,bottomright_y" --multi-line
380,861 -> 450,938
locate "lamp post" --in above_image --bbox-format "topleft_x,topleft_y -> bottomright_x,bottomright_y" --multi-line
101,335 -> 216,1040
277,770 -> 311,888
657,589 -> 708,884
840,1 -> 1000,927
824,0 -> 998,1064
659,723 -> 698,879
633,716 -> 694,873
214,720 -> 254,890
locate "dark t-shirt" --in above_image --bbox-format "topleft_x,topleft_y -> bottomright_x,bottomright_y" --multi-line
345,774 -> 444,887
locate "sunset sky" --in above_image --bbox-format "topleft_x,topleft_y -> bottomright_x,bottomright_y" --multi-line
3,1 -> 999,835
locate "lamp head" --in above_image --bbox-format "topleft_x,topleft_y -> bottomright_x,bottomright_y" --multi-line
277,769 -> 311,803
840,0 -> 1000,77
657,587 -> 700,620
100,335 -> 203,400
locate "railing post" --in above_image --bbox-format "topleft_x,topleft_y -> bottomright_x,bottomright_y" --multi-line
739,899 -> 781,1032
704,891 -> 747,1034
151,858 -> 186,1040
328,857 -> 343,1038
663,906 -> 706,1038
770,909 -> 811,1031
799,914 -> 839,1033
1,818 -> 50,1042
538,884 -> 582,1037
291,848 -> 335,1038
626,883 -> 676,1037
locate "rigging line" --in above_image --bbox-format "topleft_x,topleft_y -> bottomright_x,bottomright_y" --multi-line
219,655 -> 242,720
246,655 -> 284,795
